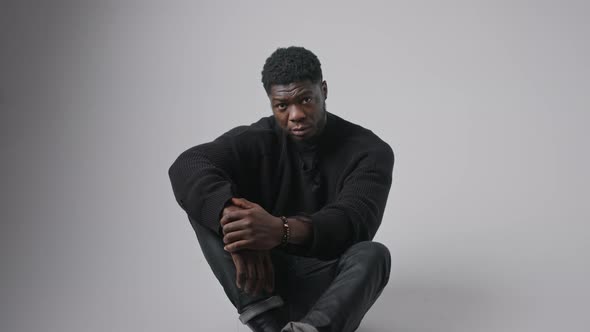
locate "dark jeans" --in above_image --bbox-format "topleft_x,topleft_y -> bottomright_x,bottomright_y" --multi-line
188,216 -> 391,332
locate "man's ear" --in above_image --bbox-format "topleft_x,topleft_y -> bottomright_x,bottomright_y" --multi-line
321,80 -> 328,100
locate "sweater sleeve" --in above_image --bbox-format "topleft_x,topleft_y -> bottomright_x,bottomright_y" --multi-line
307,143 -> 394,259
168,129 -> 247,235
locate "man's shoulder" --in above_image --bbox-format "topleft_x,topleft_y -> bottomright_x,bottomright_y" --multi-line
220,115 -> 276,137
327,113 -> 393,155
215,115 -> 280,155
326,113 -> 394,172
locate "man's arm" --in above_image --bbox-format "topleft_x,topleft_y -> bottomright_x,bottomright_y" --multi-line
307,144 -> 394,259
168,129 -> 247,234
220,144 -> 394,260
169,128 -> 277,296
220,198 -> 313,252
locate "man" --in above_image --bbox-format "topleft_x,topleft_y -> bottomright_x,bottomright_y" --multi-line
168,46 -> 394,332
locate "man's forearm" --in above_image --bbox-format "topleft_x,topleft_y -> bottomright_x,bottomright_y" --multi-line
287,216 -> 313,246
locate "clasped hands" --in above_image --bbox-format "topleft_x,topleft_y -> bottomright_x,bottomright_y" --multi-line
220,197 -> 283,296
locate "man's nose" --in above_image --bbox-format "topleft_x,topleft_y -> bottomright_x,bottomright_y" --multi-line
288,105 -> 305,122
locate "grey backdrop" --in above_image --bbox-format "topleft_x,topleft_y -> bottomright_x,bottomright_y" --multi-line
2,1 -> 589,331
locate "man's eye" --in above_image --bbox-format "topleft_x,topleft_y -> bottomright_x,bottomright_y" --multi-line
302,97 -> 312,104
276,103 -> 287,110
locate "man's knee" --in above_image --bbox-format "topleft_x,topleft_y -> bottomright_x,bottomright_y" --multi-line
341,241 -> 391,282
348,241 -> 390,262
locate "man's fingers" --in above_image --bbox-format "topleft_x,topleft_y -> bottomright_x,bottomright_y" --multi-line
222,205 -> 242,217
231,253 -> 245,289
220,210 -> 250,226
223,229 -> 251,244
245,254 -> 257,294
222,219 -> 252,235
219,209 -> 248,225
224,240 -> 252,252
232,251 -> 273,296
253,253 -> 265,296
231,197 -> 255,209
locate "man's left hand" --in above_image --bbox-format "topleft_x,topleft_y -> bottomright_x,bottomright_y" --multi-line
221,197 -> 283,252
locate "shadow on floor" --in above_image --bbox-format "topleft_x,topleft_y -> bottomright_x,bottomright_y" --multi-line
358,278 -> 498,332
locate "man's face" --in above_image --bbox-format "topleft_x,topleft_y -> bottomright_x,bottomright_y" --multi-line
269,80 -> 328,141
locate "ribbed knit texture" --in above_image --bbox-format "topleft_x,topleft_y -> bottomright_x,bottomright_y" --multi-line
168,112 -> 394,259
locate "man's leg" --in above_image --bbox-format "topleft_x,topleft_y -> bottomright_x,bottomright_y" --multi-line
188,216 -> 289,330
283,241 -> 391,332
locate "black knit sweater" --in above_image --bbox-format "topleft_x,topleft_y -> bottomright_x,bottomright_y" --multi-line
168,112 -> 394,259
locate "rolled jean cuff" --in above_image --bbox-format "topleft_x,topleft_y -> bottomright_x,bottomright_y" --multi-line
238,295 -> 284,324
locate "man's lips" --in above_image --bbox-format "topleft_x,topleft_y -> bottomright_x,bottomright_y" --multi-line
291,126 -> 311,137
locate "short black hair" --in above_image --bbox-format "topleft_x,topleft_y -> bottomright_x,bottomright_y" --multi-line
261,46 -> 323,94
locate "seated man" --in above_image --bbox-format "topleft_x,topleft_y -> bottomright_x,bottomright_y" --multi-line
168,46 -> 394,332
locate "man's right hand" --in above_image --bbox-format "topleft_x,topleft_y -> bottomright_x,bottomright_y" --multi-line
222,202 -> 274,296
230,250 -> 274,296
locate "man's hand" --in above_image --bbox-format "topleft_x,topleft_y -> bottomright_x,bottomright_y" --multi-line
221,201 -> 275,296
230,250 -> 274,296
221,198 -> 283,252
